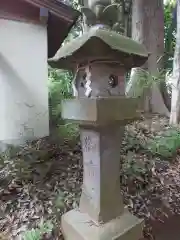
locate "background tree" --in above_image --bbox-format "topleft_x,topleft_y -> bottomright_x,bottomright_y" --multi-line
170,0 -> 180,124
126,0 -> 170,116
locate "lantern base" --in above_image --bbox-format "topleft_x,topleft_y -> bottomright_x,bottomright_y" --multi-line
61,208 -> 144,240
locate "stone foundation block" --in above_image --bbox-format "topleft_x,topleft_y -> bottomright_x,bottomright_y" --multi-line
61,209 -> 144,240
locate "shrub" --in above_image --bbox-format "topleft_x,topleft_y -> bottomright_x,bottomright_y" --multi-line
121,152 -> 153,187
48,68 -> 73,122
22,221 -> 53,240
48,68 -> 79,140
147,127 -> 180,158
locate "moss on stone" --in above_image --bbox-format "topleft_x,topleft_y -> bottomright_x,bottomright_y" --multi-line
48,27 -> 148,70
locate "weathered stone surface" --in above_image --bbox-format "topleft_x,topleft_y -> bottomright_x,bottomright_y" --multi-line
61,124 -> 144,240
75,65 -> 126,98
79,125 -> 124,223
48,26 -> 148,70
61,97 -> 140,125
61,208 -> 144,240
60,53 -> 145,240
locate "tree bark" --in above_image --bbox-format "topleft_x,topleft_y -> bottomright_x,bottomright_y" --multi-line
126,0 -> 169,116
170,0 -> 180,124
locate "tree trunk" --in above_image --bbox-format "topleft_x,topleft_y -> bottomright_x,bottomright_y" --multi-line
170,0 -> 180,124
126,0 -> 169,117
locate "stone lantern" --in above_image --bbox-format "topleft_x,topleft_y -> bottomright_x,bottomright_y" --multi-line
49,26 -> 148,240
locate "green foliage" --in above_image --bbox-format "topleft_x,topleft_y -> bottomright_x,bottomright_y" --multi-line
48,68 -> 73,101
124,118 -> 180,160
122,152 -> 153,180
58,123 -> 79,140
48,68 -> 79,140
148,127 -> 180,158
48,68 -> 72,126
120,152 -> 154,195
164,0 -> 176,71
126,68 -> 166,98
23,221 -> 53,240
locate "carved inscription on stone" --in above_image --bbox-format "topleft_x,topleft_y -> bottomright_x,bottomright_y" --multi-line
83,135 -> 97,152
81,130 -> 100,202
84,164 -> 100,202
85,164 -> 96,178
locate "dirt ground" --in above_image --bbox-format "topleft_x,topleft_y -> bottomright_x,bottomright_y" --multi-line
1,114 -> 180,239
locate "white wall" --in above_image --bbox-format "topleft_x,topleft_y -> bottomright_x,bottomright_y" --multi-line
0,19 -> 49,145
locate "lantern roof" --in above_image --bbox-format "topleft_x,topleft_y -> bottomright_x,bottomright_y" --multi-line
48,26 -> 149,70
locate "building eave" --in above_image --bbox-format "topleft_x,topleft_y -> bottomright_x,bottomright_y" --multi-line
23,0 -> 81,58
0,0 -> 81,58
23,0 -> 80,23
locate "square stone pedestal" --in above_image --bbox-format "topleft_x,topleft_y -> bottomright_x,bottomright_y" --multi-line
61,208 -> 144,240
61,97 -> 143,240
